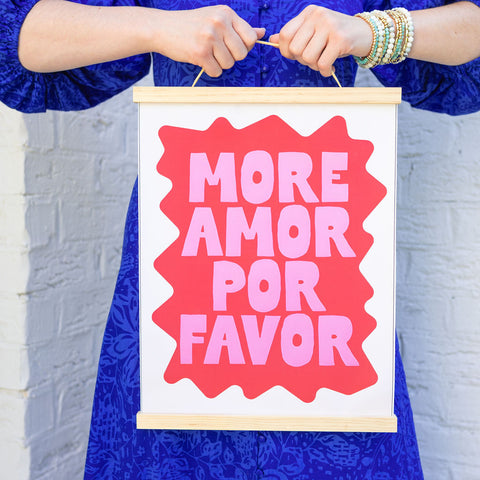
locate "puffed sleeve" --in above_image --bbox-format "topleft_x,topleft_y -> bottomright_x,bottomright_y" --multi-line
365,0 -> 480,115
0,0 -> 151,113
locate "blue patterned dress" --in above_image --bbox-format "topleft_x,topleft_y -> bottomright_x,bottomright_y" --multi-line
2,1 -> 480,479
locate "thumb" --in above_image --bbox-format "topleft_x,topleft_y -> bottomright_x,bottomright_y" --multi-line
254,27 -> 266,39
269,33 -> 280,43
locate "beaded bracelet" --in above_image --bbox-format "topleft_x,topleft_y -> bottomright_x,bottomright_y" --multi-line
371,10 -> 395,64
388,7 -> 414,63
355,12 -> 384,68
353,7 -> 414,68
388,8 -> 406,62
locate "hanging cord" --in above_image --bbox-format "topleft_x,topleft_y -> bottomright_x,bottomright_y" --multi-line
191,40 -> 342,88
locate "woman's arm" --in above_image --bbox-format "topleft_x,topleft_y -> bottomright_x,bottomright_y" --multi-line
408,2 -> 480,65
269,2 -> 480,76
18,0 -> 264,78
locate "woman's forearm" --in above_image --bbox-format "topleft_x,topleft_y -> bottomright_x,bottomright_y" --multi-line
18,0 -> 158,72
269,1 -> 480,76
409,2 -> 480,66
18,0 -> 263,76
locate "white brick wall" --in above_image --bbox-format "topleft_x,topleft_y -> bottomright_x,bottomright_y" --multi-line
1,72 -> 479,479
396,103 -> 480,480
356,69 -> 480,480
0,103 -> 30,480
0,83 -> 139,479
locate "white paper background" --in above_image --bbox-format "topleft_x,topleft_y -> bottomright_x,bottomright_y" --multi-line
138,100 -> 397,417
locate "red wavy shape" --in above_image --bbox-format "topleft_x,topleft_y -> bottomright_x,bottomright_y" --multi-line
152,115 -> 386,402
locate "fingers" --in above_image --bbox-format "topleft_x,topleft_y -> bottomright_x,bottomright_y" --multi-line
269,33 -> 280,44
254,27 -> 266,40
221,24 -> 252,68
193,23 -> 226,77
315,39 -> 340,77
198,6 -> 261,77
289,24 -> 315,61
270,6 -> 359,77
232,16 -> 261,52
276,12 -> 309,60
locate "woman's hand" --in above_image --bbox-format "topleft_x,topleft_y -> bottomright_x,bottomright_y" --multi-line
269,6 -> 372,76
152,6 -> 265,77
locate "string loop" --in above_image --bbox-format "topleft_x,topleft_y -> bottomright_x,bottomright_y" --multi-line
191,40 -> 342,87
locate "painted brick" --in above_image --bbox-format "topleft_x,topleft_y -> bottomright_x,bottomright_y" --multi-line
445,382 -> 480,427
0,104 -> 29,480
23,151 -> 55,195
415,416 -> 480,468
24,111 -> 55,151
450,295 -> 480,335
396,246 -> 480,293
29,422 -> 89,479
418,456 -> 453,480
450,204 -> 480,247
95,153 -> 138,197
51,152 -> 97,196
25,294 -> 60,344
0,343 -> 29,390
27,330 -> 100,386
396,291 -> 451,333
56,373 -> 96,427
0,146 -> 25,194
0,438 -> 30,480
24,382 -> 56,439
26,245 -> 103,292
25,196 -> 57,249
56,110 -> 128,155
449,462 -> 480,480
358,68 -> 480,480
0,388 -> 26,438
59,286 -> 113,335
0,196 -> 29,247
397,204 -> 453,247
0,293 -> 27,343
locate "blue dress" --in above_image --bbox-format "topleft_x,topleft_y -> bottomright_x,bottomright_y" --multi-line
2,1 -> 480,479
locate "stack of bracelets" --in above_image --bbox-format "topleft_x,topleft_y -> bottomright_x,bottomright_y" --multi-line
353,7 -> 414,68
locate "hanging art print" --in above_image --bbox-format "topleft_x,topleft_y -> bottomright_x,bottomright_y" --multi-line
135,87 -> 400,432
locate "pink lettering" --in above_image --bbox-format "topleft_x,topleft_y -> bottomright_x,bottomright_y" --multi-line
204,315 -> 246,364
315,206 -> 355,257
281,314 -> 314,367
318,315 -> 359,366
189,152 -> 238,202
241,150 -> 274,204
248,259 -> 281,312
212,261 -> 246,311
277,205 -> 311,259
285,261 -> 326,311
278,152 -> 319,203
180,314 -> 206,364
226,207 -> 274,257
321,152 -> 348,203
241,315 -> 280,365
182,207 -> 223,256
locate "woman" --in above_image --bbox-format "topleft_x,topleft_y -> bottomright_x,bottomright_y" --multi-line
2,1 -> 480,478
